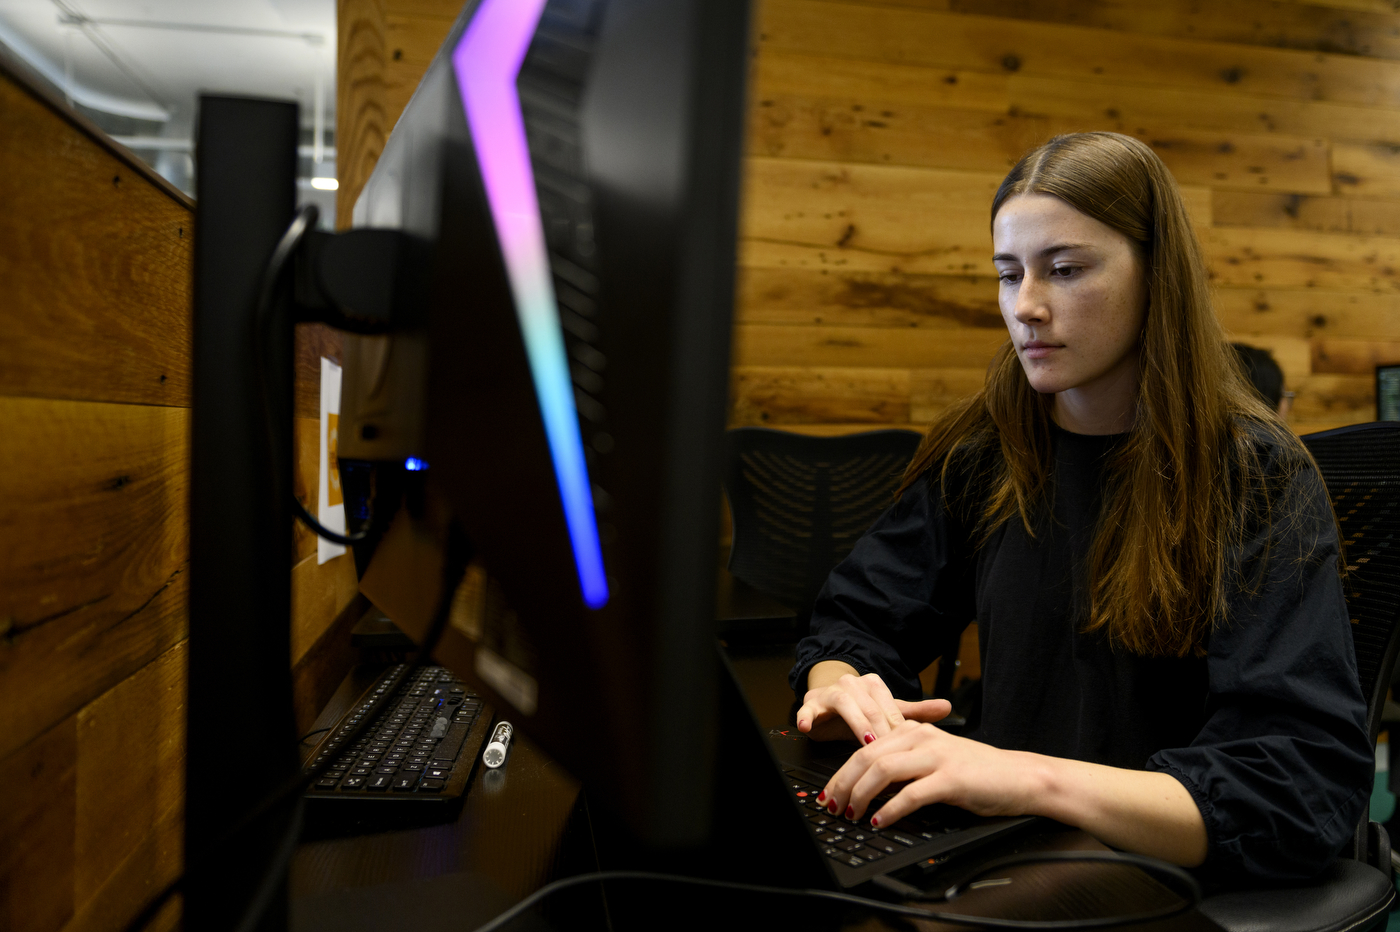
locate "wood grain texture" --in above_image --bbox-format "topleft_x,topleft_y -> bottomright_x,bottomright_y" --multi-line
1333,140 -> 1400,197
0,73 -> 192,408
923,0 -> 1400,60
1009,72 -> 1400,146
731,366 -> 912,425
0,718 -> 76,932
911,368 -> 990,421
1203,225 -> 1400,291
295,323 -> 345,421
734,323 -> 1009,368
1291,373 -> 1377,420
1313,336 -> 1400,371
753,53 -> 1333,193
72,641 -> 185,931
1214,287 -> 1400,339
1212,190 -> 1400,236
740,157 -> 1210,280
0,398 -> 188,762
760,0 -> 1400,106
291,595 -> 368,737
336,0 -> 389,229
384,12 -> 457,131
738,267 -> 1003,328
291,551 -> 360,668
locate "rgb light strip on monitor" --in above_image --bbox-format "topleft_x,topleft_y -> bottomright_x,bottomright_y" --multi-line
451,0 -> 609,609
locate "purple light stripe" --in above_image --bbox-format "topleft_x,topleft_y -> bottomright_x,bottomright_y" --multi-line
452,0 -> 608,609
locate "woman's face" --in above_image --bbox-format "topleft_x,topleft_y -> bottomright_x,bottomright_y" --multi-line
992,193 -> 1148,431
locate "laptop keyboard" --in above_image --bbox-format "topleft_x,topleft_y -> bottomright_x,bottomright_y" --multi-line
783,768 -> 975,871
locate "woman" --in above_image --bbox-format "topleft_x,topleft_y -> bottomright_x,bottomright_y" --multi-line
790,132 -> 1372,882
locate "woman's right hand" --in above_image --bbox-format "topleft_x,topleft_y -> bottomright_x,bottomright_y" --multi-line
795,660 -> 953,744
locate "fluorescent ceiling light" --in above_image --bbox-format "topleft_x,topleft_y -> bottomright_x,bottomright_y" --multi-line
310,177 -> 338,190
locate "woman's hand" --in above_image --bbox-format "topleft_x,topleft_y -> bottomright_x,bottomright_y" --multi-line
796,662 -> 952,744
813,720 -> 1042,826
810,720 -> 1209,868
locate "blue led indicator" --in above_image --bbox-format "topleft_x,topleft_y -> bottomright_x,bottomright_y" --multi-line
404,457 -> 429,472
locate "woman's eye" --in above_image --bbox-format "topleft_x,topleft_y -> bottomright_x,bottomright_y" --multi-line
998,272 -> 1021,284
1051,266 -> 1079,277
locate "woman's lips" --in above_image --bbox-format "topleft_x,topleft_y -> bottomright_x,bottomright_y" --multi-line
1022,340 -> 1062,360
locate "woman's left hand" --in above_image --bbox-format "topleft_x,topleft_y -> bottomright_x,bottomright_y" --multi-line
814,719 -> 1046,828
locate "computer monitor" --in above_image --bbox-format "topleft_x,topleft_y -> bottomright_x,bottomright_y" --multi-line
1378,364 -> 1400,422
341,0 -> 753,852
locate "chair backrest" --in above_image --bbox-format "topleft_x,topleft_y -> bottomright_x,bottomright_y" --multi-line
1302,421 -> 1400,748
722,427 -> 923,618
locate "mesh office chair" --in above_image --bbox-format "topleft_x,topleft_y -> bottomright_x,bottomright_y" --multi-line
1200,421 -> 1400,932
722,428 -> 924,634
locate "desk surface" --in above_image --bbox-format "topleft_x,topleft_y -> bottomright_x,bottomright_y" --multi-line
288,647 -> 1222,932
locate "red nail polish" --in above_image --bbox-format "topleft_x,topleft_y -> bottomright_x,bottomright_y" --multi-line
870,816 -> 880,827
816,791 -> 826,804
828,800 -> 838,814
863,732 -> 875,745
845,805 -> 855,819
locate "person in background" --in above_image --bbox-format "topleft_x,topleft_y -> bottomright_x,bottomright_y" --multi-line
1230,342 -> 1294,419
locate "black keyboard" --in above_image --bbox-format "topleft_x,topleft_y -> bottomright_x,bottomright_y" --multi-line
783,767 -> 980,872
302,664 -> 492,804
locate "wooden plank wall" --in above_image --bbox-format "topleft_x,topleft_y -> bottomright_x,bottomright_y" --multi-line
339,0 -> 1400,441
738,0 -> 1400,436
0,60 -> 360,932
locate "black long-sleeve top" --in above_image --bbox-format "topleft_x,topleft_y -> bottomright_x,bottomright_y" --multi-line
790,424 -> 1373,883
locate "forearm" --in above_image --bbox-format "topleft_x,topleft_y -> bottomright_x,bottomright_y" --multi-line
806,659 -> 861,691
1026,755 -> 1208,867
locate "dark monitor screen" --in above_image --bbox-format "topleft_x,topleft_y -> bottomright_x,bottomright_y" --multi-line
342,0 -> 752,849
1379,365 -> 1400,422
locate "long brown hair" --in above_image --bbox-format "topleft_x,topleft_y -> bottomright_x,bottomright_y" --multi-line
901,132 -> 1292,657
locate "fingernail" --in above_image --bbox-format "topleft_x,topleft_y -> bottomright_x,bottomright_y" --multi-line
863,732 -> 875,745
816,791 -> 826,804
828,800 -> 838,814
845,805 -> 855,819
870,815 -> 880,827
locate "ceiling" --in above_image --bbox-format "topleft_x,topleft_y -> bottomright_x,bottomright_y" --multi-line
0,0 -> 337,206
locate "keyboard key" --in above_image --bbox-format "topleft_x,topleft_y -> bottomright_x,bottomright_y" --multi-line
858,848 -> 885,862
401,763 -> 424,772
841,855 -> 865,869
341,776 -> 366,789
392,775 -> 418,791
807,814 -> 832,827
837,840 -> 865,853
419,778 -> 446,792
351,766 -> 373,776
888,832 -> 920,847
871,840 -> 901,855
425,767 -> 451,780
315,777 -> 340,789
366,775 -> 392,791
375,765 -> 397,774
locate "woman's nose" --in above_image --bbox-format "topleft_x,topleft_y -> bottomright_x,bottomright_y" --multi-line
1013,275 -> 1049,324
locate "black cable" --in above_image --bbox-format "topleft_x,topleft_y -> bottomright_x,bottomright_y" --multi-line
251,203 -> 370,547
469,853 -> 1202,932
299,726 -> 333,747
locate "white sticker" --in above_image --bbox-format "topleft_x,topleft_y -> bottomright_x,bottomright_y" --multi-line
317,357 -> 347,564
475,647 -> 538,717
